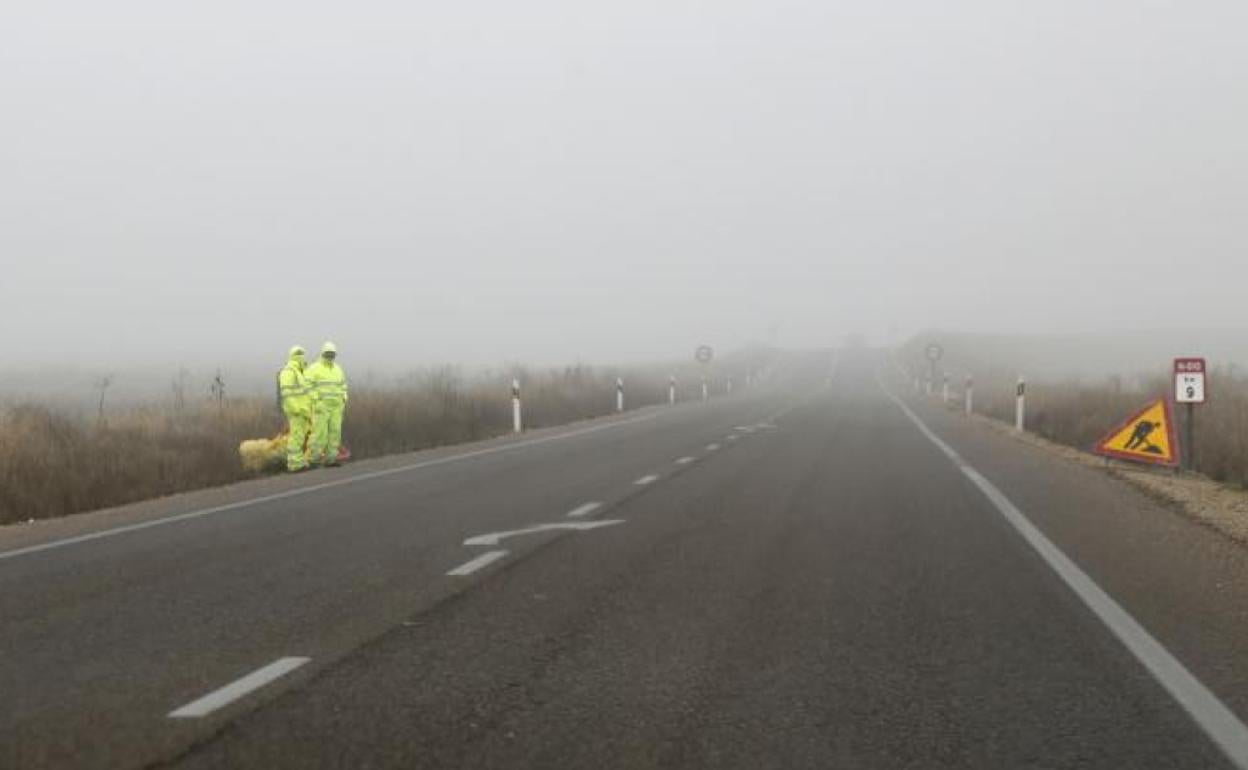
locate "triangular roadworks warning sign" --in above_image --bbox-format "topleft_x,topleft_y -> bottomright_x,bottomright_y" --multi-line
1094,398 -> 1180,467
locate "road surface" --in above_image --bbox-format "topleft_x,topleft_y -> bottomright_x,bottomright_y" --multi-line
4,351 -> 1248,769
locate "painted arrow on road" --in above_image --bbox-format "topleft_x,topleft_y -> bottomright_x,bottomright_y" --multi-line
463,520 -> 625,547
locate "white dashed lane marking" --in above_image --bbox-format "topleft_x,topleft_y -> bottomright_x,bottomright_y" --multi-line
706,443 -> 720,451
675,457 -> 695,465
634,475 -> 660,486
168,657 -> 310,719
566,502 -> 603,518
446,550 -> 509,576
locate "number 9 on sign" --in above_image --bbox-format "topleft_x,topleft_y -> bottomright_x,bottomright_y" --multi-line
1177,375 -> 1205,403
1175,375 -> 1205,404
1174,357 -> 1207,405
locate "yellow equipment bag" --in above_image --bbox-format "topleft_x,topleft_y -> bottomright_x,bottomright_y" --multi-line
238,432 -> 288,473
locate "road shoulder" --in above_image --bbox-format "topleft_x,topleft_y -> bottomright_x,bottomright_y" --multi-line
901,393 -> 1248,727
0,405 -> 667,556
966,406 -> 1248,548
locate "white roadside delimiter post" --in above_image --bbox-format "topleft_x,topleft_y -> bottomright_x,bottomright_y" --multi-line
512,378 -> 522,433
669,375 -> 676,405
616,377 -> 624,413
1015,377 -> 1026,432
965,375 -> 974,416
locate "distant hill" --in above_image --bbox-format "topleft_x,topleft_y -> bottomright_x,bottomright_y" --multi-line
900,328 -> 1248,382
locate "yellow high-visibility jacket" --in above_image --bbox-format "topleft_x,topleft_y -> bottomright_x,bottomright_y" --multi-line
278,354 -> 312,416
305,358 -> 348,407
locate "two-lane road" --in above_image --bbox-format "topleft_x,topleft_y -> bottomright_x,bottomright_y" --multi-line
6,352 -> 1248,769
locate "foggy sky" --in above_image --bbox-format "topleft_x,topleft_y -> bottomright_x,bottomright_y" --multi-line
3,0 -> 1246,373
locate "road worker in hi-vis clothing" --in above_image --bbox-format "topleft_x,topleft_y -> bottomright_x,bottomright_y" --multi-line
305,341 -> 348,467
277,345 -> 312,472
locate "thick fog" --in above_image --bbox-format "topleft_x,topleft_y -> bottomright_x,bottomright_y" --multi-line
3,0 -> 1246,379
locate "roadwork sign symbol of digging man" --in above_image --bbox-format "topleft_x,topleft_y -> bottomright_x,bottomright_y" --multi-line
1123,419 -> 1164,455
1093,397 -> 1179,467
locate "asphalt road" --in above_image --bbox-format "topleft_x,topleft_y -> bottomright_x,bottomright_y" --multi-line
5,351 -> 1248,769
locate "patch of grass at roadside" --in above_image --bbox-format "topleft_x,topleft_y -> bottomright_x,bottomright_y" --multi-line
898,338 -> 1248,488
0,357 -> 772,525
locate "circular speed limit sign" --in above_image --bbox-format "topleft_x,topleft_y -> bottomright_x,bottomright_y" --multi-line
925,343 -> 944,362
695,345 -> 714,364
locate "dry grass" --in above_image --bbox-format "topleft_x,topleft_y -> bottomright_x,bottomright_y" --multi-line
0,401 -> 273,525
971,372 -> 1248,487
0,359 -> 763,525
898,340 -> 1248,488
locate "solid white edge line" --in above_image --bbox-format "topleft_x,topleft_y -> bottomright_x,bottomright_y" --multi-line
446,550 -> 509,576
566,502 -> 603,518
634,475 -> 660,485
168,657 -> 310,719
888,392 -> 1248,769
0,412 -> 660,563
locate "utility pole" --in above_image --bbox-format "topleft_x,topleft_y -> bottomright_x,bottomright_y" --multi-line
96,375 -> 113,426
211,369 -> 226,409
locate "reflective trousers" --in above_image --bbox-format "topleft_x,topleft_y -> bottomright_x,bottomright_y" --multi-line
309,401 -> 344,465
284,409 -> 312,471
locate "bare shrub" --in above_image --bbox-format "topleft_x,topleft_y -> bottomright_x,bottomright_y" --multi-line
899,342 -> 1248,488
0,353 -> 772,525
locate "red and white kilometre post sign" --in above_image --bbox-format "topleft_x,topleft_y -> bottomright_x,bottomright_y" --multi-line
1174,357 -> 1207,471
1174,358 -> 1207,404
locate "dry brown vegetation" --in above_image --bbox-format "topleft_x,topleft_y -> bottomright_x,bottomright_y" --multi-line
898,339 -> 1248,488
0,359 -> 764,525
